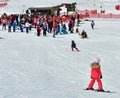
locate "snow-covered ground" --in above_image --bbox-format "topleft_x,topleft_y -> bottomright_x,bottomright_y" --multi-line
0,0 -> 120,98
0,18 -> 120,98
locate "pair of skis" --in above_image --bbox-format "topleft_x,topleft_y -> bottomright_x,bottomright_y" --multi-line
84,88 -> 111,93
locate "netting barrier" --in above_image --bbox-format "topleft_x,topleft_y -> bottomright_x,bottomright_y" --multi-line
75,9 -> 120,19
0,2 -> 7,7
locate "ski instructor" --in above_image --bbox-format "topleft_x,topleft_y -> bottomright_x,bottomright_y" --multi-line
86,61 -> 104,92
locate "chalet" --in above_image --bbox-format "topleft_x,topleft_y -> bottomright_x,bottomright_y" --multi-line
28,5 -> 62,16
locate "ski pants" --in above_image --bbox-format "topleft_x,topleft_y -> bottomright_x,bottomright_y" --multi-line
71,46 -> 79,51
88,78 -> 103,90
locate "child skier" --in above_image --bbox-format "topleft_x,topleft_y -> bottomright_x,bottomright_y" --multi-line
86,61 -> 104,92
81,30 -> 88,38
71,40 -> 79,52
91,20 -> 95,29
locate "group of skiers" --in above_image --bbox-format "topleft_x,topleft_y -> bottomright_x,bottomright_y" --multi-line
35,15 -> 75,37
1,13 -> 31,33
0,13 -> 95,40
0,13 -> 77,37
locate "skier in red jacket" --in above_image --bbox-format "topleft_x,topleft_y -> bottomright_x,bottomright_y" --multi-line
86,61 -> 104,91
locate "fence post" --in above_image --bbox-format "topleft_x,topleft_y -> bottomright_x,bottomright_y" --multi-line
98,13 -> 100,18
110,13 -> 112,18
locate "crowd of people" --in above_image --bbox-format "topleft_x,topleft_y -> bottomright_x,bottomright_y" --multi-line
0,13 -> 78,37
0,12 -> 96,39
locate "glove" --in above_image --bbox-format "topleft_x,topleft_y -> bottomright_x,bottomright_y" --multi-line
100,76 -> 102,79
91,76 -> 92,79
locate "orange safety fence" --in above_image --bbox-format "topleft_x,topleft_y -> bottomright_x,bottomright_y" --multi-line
89,13 -> 120,19
98,13 -> 112,18
91,10 -> 97,14
0,2 -> 7,7
111,14 -> 120,18
75,9 -> 120,19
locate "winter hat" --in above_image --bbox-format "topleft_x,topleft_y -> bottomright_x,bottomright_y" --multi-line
92,57 -> 100,64
95,58 -> 100,64
71,40 -> 74,43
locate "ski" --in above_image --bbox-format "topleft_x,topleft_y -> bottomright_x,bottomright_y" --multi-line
94,89 -> 110,93
84,88 -> 111,93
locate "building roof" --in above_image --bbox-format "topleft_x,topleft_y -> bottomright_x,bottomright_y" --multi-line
29,5 -> 62,10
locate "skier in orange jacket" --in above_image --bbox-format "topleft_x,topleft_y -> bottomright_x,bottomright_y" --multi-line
86,61 -> 104,91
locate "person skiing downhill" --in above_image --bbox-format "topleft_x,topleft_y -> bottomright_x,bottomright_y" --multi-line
86,60 -> 104,92
71,40 -> 79,52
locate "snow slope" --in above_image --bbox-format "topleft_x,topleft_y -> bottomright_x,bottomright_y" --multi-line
0,0 -> 120,98
0,18 -> 120,98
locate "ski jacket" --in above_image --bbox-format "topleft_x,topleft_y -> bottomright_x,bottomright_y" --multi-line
71,40 -> 76,47
91,21 -> 95,26
37,25 -> 42,32
42,24 -> 47,30
90,63 -> 102,79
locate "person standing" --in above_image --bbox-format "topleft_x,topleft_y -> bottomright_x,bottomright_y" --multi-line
20,23 -> 24,32
48,20 -> 53,33
68,20 -> 73,33
42,22 -> 47,36
86,61 -> 104,92
36,24 -> 41,36
91,20 -> 95,29
2,18 -> 7,30
12,20 -> 17,32
25,21 -> 29,33
8,21 -> 12,32
52,20 -> 57,38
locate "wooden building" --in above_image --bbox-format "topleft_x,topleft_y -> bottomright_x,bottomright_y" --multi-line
28,5 -> 62,16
